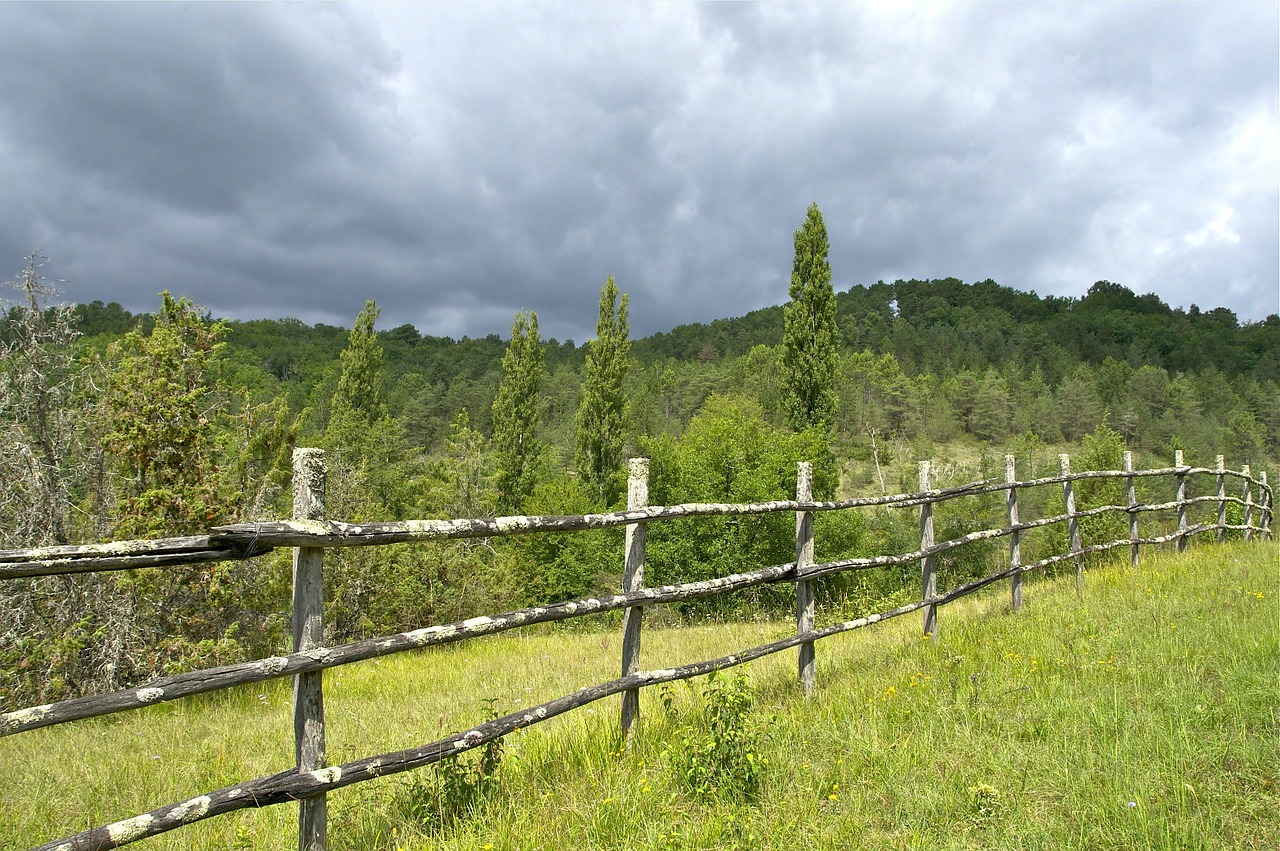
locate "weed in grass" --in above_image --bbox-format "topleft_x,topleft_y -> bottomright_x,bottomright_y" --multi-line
968,782 -> 1004,827
396,698 -> 505,834
663,670 -> 767,803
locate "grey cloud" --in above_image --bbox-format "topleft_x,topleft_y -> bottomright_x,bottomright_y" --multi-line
0,2 -> 1274,342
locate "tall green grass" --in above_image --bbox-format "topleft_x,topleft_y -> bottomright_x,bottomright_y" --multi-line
2,541 -> 1275,850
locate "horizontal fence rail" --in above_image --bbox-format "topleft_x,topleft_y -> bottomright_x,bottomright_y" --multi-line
3,450 -> 1272,851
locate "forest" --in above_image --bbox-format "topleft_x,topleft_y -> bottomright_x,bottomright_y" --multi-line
2,205 -> 1277,710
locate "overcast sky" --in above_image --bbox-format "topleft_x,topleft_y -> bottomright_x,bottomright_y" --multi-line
1,2 -> 1276,343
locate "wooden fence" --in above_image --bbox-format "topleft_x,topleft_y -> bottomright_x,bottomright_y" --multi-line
1,449 -> 1272,851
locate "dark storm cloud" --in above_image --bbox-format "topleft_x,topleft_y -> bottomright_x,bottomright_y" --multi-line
0,2 -> 1275,343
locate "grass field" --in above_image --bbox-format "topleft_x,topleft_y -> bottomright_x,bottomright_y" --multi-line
2,540 -> 1276,850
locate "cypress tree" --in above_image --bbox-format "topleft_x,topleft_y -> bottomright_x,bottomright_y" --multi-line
492,310 -> 545,513
333,300 -> 384,425
575,276 -> 631,504
782,203 -> 839,431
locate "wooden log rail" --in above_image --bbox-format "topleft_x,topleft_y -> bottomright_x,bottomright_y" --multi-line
1,468 -> 1269,580
5,451 -> 1272,851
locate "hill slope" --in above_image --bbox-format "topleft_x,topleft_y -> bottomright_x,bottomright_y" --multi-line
4,541 -> 1275,849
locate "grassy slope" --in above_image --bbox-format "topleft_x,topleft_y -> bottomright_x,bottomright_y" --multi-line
2,542 -> 1276,850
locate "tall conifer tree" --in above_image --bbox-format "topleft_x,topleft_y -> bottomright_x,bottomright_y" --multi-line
333,300 -> 384,425
492,310 -> 545,513
575,276 -> 631,504
782,203 -> 839,431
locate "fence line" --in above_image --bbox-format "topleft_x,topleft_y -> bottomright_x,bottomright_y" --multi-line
2,495 -> 1269,739
25,524 -> 1222,851
5,452 -> 1273,851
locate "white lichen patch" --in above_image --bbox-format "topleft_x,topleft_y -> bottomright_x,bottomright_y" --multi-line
170,795 -> 211,823
413,625 -> 455,644
287,520 -> 331,536
493,516 -> 532,532
366,759 -> 383,777
107,814 -> 155,843
2,704 -> 52,731
534,707 -> 547,719
462,616 -> 494,630
563,603 -> 578,614
136,687 -> 165,703
311,766 -> 343,785
462,730 -> 484,744
258,656 -> 289,676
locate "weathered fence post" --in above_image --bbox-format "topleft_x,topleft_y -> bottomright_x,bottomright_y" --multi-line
292,448 -> 327,851
795,462 -> 816,695
1260,471 -> 1272,538
919,461 -> 937,639
620,457 -> 649,744
1005,455 -> 1022,613
1241,464 -> 1253,543
1061,454 -> 1081,597
1215,455 -> 1227,544
1124,451 -> 1139,568
1175,450 -> 1188,553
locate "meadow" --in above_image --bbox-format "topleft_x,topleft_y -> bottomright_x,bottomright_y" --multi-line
2,540 -> 1275,850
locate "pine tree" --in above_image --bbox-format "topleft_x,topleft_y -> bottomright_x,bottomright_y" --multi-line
575,276 -> 631,504
492,310 -> 545,513
782,203 -> 839,431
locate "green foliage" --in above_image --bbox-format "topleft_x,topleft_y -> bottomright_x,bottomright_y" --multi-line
492,310 -> 545,513
420,409 -> 495,520
1075,418 -> 1129,552
644,393 -> 835,614
333,300 -> 385,425
512,470 -> 620,606
663,671 -> 766,802
782,203 -> 839,432
100,291 -> 236,538
398,698 -> 504,833
575,275 -> 631,504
